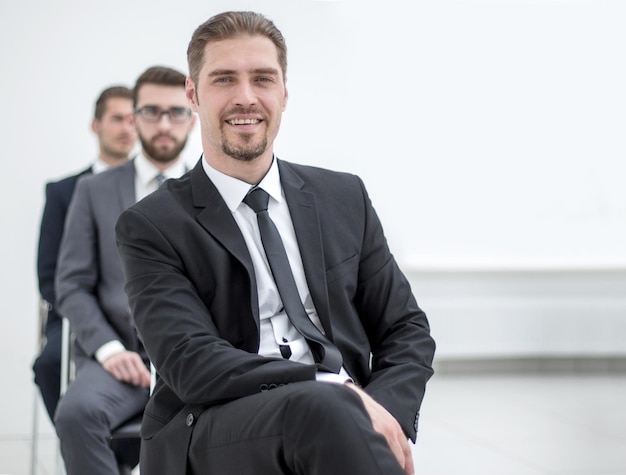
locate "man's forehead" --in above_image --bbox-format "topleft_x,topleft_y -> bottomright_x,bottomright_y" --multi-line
202,35 -> 281,72
136,83 -> 187,106
102,97 -> 133,115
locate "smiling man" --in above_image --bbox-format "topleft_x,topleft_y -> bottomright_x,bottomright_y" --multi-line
116,11 -> 435,475
54,66 -> 195,475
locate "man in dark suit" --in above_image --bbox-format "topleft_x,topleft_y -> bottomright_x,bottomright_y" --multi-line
33,85 -> 136,422
54,66 -> 196,475
116,11 -> 435,475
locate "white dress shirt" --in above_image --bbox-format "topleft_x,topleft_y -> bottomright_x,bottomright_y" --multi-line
202,156 -> 349,383
92,157 -> 112,175
134,152 -> 187,201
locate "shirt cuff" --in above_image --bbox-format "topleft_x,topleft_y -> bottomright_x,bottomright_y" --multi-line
315,371 -> 353,384
95,340 -> 126,364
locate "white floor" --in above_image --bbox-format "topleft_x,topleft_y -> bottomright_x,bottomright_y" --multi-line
6,372 -> 626,475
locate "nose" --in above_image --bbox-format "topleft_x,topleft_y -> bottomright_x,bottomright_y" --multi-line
156,113 -> 173,130
233,81 -> 257,106
124,115 -> 136,133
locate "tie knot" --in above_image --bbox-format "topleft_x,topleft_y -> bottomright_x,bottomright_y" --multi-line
243,187 -> 270,213
155,174 -> 166,186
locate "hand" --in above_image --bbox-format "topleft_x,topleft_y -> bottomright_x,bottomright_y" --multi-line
102,350 -> 151,387
345,383 -> 414,475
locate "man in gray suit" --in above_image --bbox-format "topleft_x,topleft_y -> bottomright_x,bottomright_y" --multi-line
54,65 -> 196,475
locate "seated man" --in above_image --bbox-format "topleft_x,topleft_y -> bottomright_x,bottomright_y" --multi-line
33,85 -> 136,423
116,11 -> 435,475
54,65 -> 196,475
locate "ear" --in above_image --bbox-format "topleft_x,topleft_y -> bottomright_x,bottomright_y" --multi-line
282,84 -> 289,112
186,77 -> 199,111
91,118 -> 99,134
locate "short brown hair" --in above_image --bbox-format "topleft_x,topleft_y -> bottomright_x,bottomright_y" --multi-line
133,66 -> 187,106
94,86 -> 133,120
187,11 -> 287,86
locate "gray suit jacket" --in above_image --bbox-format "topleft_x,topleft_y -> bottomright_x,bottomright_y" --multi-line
56,159 -> 139,357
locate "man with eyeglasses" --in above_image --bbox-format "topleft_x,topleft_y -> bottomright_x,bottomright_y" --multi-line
54,65 -> 196,475
33,85 -> 136,427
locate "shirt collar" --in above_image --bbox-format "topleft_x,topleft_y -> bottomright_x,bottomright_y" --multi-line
135,151 -> 186,186
202,155 -> 282,213
92,157 -> 111,174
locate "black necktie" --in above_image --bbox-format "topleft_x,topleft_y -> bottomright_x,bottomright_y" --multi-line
243,187 -> 342,373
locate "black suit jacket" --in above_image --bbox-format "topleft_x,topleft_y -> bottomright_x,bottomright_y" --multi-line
116,158 -> 435,473
37,166 -> 92,327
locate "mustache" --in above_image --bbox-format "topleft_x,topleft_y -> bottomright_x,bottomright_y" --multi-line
224,106 -> 264,116
150,133 -> 177,142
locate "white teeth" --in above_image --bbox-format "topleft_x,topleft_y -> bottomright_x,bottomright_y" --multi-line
228,118 -> 259,125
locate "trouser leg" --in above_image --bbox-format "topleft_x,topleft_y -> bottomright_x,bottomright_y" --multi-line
32,320 -> 62,422
54,357 -> 148,475
189,381 -> 406,475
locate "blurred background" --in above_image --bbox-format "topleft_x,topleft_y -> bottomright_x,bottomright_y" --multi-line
1,0 -> 625,473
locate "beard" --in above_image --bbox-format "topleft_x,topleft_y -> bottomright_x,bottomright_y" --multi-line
219,105 -> 268,162
222,132 -> 268,162
140,133 -> 188,164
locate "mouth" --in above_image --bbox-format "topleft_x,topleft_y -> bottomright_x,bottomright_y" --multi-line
153,135 -> 175,146
226,118 -> 262,125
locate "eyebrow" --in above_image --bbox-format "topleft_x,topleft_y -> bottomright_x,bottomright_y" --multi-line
208,67 -> 280,77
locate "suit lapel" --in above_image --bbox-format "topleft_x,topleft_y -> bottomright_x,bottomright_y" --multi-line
189,163 -> 260,326
279,161 -> 334,340
116,160 -> 136,210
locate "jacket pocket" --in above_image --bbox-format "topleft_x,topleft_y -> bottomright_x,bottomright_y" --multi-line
326,253 -> 358,284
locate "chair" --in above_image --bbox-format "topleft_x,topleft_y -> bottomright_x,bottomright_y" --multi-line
30,299 -> 52,475
110,414 -> 143,440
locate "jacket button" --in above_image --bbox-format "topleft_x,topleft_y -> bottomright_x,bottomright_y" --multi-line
413,412 -> 420,432
268,383 -> 277,390
259,384 -> 269,392
186,413 -> 195,427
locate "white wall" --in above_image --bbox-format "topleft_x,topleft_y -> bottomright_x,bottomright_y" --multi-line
1,0 -> 625,438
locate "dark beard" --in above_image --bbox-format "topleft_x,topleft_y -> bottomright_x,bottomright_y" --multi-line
222,133 -> 267,162
140,134 -> 188,163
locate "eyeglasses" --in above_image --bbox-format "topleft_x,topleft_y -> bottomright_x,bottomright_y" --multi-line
134,106 -> 192,124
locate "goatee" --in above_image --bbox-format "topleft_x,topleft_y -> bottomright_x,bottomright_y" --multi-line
140,134 -> 187,163
222,134 -> 267,162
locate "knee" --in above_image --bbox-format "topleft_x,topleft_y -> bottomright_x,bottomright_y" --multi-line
55,393 -> 108,439
32,344 -> 61,382
284,382 -> 363,425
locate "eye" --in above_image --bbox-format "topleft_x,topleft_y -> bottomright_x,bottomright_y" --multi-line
141,106 -> 159,119
169,108 -> 188,120
214,77 -> 232,84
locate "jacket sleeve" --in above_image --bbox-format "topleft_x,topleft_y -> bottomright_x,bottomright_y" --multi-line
37,181 -> 68,307
55,177 -> 121,355
351,176 -> 435,442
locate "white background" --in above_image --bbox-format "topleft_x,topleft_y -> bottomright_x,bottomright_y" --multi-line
1,0 -> 625,437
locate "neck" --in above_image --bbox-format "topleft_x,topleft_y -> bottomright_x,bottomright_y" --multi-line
203,148 -> 274,185
99,153 -> 129,167
142,151 -> 179,172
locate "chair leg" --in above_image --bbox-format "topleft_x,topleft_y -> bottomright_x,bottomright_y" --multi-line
56,441 -> 65,475
29,389 -> 39,475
